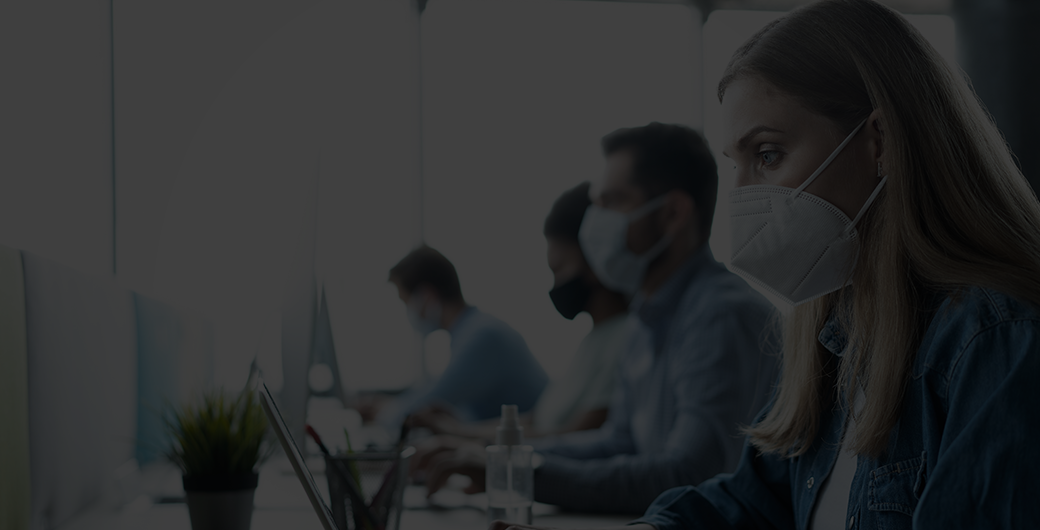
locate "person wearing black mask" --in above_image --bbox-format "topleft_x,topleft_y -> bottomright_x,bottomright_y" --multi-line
407,182 -> 629,447
538,181 -> 632,433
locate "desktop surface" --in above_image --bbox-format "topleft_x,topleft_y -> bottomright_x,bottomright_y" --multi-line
57,457 -> 637,530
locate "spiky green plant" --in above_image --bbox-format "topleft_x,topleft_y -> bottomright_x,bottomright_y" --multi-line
164,388 -> 272,476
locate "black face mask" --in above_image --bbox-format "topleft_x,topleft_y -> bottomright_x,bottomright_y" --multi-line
549,276 -> 591,320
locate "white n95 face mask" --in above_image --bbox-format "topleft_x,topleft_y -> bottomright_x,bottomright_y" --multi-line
728,119 -> 887,307
406,295 -> 441,336
579,194 -> 671,296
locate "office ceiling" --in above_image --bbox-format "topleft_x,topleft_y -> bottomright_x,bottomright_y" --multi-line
709,0 -> 947,13
580,0 -> 951,15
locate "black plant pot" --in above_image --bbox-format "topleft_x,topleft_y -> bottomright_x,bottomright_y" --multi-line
182,473 -> 258,530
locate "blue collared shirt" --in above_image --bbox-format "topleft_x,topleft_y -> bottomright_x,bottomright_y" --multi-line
635,286 -> 1040,529
380,306 -> 548,428
532,247 -> 780,514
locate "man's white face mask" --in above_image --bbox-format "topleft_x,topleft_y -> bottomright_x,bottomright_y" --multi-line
728,119 -> 887,307
578,194 -> 671,296
406,292 -> 442,336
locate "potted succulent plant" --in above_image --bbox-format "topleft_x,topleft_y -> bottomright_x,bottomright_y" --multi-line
164,388 -> 272,530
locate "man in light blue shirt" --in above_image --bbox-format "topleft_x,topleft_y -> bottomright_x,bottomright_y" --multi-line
529,123 -> 779,514
424,124 -> 779,515
376,246 -> 549,430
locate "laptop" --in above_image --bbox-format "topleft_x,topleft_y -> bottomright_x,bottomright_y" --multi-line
258,380 -> 340,530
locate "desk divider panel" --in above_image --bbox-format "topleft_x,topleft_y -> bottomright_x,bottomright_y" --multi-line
23,253 -> 137,529
0,245 -> 30,530
134,292 -> 215,466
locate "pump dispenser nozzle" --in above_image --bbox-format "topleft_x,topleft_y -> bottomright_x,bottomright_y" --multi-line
496,404 -> 523,446
487,404 -> 533,525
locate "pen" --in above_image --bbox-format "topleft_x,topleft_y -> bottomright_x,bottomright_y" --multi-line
368,416 -> 412,520
305,425 -> 381,530
305,425 -> 332,455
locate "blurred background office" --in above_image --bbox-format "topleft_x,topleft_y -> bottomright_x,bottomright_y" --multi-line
1,0 -> 1037,528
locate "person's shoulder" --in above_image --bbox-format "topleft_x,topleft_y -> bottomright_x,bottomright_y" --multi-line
930,286 -> 1040,340
466,308 -> 518,335
918,286 -> 1040,376
681,261 -> 774,321
457,308 -> 529,349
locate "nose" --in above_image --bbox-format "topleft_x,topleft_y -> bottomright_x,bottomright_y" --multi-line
734,167 -> 754,188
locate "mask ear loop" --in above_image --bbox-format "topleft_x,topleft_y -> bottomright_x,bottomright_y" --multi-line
793,118 -> 869,197
626,193 -> 671,222
847,175 -> 888,230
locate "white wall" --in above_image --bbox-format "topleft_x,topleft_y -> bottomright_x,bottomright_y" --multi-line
118,0 -> 424,390
313,2 -> 425,392
0,0 -> 114,276
0,0 -> 426,398
420,0 -> 702,379
112,0 -> 326,290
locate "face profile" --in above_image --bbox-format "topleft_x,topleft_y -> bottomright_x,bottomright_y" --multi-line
545,237 -> 592,320
721,79 -> 890,306
720,77 -> 884,221
578,192 -> 671,296
401,285 -> 442,336
589,148 -> 678,258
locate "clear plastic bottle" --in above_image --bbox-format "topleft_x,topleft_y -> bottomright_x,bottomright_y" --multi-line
486,404 -> 534,526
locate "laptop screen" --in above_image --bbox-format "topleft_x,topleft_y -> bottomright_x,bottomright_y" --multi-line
258,380 -> 338,530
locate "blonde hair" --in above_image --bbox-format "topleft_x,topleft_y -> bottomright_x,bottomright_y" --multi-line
719,0 -> 1040,457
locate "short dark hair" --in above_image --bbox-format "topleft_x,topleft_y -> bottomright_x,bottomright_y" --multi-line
388,245 -> 464,302
601,122 -> 718,238
543,181 -> 592,244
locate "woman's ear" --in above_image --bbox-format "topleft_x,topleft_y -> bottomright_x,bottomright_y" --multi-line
868,108 -> 885,161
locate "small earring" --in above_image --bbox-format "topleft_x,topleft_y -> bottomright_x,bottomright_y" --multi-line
877,162 -> 884,178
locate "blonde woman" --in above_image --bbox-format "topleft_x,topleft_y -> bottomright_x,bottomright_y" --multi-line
492,0 -> 1040,528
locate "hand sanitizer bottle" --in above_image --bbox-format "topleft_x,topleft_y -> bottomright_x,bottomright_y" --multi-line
486,404 -> 534,526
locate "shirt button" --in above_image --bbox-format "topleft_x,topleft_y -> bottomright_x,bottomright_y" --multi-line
807,477 -> 814,489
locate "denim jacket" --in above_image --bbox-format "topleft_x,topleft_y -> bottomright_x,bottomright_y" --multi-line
633,287 -> 1040,529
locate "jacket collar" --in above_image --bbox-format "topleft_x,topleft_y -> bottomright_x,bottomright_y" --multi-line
818,312 -> 849,357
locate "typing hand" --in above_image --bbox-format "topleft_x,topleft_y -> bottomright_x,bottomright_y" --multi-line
488,525 -> 654,530
406,404 -> 462,435
410,434 -> 475,478
424,442 -> 487,497
488,523 -> 557,530
354,394 -> 390,423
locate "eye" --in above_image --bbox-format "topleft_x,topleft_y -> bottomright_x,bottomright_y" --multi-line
758,150 -> 782,167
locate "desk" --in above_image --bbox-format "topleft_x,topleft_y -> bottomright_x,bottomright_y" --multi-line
58,459 -> 637,530
60,501 -> 635,530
